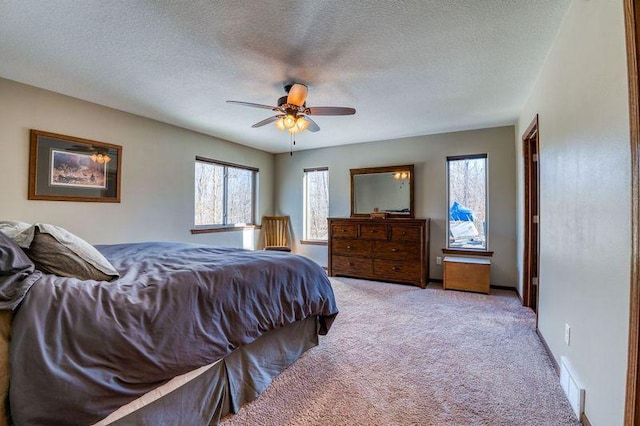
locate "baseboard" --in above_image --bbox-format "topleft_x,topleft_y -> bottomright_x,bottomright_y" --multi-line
430,280 -> 522,300
490,284 -> 522,300
580,412 -> 592,426
490,284 -> 516,292
536,328 -> 560,375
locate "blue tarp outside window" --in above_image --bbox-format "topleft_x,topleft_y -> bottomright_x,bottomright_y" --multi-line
449,201 -> 475,221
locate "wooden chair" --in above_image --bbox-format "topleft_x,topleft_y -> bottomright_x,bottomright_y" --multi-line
262,216 -> 292,252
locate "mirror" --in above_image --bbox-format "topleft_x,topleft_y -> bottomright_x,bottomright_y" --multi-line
350,164 -> 415,218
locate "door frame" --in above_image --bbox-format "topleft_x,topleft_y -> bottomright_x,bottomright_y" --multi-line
522,115 -> 540,316
625,0 -> 640,423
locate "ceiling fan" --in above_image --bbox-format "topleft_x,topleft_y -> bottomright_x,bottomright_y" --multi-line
226,83 -> 356,135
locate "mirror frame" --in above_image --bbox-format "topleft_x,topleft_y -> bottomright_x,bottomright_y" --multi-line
350,164 -> 415,218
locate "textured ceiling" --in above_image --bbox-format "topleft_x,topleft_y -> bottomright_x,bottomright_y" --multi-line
0,1 -> 571,153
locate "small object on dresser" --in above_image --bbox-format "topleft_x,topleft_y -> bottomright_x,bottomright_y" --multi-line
370,208 -> 388,219
370,211 -> 388,219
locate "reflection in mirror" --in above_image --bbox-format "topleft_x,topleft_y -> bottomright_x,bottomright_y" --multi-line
353,173 -> 411,214
350,165 -> 414,218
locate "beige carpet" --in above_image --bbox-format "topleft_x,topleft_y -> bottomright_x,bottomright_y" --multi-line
220,278 -> 580,426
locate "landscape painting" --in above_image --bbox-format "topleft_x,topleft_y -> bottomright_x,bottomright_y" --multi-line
50,150 -> 107,189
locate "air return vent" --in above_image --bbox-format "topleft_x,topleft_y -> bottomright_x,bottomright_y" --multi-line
560,356 -> 584,418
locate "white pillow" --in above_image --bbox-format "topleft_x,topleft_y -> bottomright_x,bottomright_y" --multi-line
0,221 -> 31,239
14,223 -> 119,279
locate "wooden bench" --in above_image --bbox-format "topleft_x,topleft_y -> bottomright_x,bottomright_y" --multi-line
443,256 -> 491,294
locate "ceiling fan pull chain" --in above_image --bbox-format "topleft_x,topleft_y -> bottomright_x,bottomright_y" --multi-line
290,133 -> 293,156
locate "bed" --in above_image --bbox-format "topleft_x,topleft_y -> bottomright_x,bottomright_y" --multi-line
0,231 -> 338,425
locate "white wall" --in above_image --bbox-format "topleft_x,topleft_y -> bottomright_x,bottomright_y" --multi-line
515,0 -> 630,423
0,78 -> 274,247
275,126 -> 517,286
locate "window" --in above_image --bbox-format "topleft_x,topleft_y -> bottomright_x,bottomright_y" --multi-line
447,154 -> 488,250
303,168 -> 329,241
194,157 -> 257,227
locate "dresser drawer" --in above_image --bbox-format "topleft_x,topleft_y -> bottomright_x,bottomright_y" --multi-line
332,256 -> 372,275
331,224 -> 357,238
373,240 -> 420,260
373,259 -> 422,282
332,239 -> 371,257
390,225 -> 422,242
359,224 -> 387,240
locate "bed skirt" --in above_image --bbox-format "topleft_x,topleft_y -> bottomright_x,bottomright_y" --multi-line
96,316 -> 320,425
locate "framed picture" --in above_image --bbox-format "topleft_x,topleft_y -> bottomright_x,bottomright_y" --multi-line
28,130 -> 122,202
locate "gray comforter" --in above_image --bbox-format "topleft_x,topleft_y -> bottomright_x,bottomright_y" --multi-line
9,242 -> 338,425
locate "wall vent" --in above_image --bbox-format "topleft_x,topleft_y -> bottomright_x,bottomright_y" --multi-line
559,356 -> 585,418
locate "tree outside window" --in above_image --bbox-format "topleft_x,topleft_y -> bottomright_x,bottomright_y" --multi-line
447,155 -> 487,250
304,168 -> 329,240
195,157 -> 256,227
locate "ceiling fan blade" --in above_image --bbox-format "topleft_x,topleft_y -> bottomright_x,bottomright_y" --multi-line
302,116 -> 320,132
305,106 -> 356,116
251,115 -> 282,128
226,100 -> 279,111
287,83 -> 308,107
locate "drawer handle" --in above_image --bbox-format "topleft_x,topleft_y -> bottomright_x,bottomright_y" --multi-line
392,266 -> 400,271
347,245 -> 352,249
370,230 -> 375,233
402,231 -> 407,235
348,262 -> 355,266
391,248 -> 398,252
342,229 -> 348,232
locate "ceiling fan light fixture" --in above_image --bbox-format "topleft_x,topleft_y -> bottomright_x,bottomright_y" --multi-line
295,117 -> 310,132
283,114 -> 297,129
227,82 -> 356,145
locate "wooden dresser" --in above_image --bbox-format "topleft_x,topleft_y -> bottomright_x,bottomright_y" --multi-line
327,217 -> 429,288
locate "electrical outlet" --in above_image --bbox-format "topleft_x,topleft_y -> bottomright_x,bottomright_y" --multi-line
565,324 -> 571,346
436,256 -> 442,265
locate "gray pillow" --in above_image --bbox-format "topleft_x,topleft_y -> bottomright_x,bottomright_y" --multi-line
16,224 -> 120,282
0,232 -> 41,310
0,220 -> 31,239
